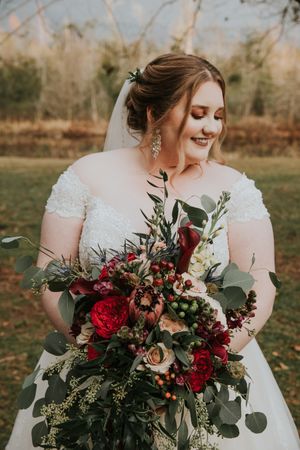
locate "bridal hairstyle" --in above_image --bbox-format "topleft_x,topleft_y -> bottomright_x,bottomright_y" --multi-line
125,53 -> 227,173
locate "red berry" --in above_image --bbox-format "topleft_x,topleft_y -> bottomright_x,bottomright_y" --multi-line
167,275 -> 176,283
175,273 -> 182,281
168,294 -> 175,302
167,262 -> 174,270
185,279 -> 193,288
154,278 -> 164,286
160,260 -> 167,269
151,264 -> 160,273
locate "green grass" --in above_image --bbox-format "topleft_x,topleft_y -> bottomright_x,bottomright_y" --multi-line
0,156 -> 299,447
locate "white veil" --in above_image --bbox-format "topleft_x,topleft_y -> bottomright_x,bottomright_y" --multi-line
103,79 -> 142,151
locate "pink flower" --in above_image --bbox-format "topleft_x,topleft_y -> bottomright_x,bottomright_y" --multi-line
129,285 -> 163,327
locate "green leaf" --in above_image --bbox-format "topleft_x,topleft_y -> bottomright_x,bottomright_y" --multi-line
180,202 -> 208,228
15,255 -> 34,273
161,330 -> 173,349
18,383 -> 37,409
45,375 -> 67,404
228,352 -> 244,361
203,385 -> 216,403
174,346 -> 190,367
99,379 -> 114,400
147,193 -> 163,204
159,169 -> 168,182
22,365 -> 40,389
43,331 -> 67,356
165,403 -> 177,435
33,398 -> 46,418
178,419 -> 189,450
20,266 -> 41,289
91,266 -> 101,279
172,200 -> 179,224
1,235 -> 24,249
223,286 -> 247,309
219,400 -> 241,425
269,271 -> 282,289
236,378 -> 248,395
201,195 -> 216,213
32,421 -> 48,447
223,269 -> 255,293
58,290 -> 75,325
216,385 -> 229,403
186,390 -> 198,428
221,263 -> 239,277
130,354 -> 144,373
245,412 -> 267,433
218,424 -> 239,438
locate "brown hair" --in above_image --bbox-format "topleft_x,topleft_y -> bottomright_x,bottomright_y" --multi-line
125,53 -> 226,171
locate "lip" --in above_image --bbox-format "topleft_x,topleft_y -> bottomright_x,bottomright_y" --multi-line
191,137 -> 210,147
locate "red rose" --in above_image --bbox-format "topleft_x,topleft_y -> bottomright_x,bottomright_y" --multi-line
188,349 -> 213,392
127,252 -> 137,262
176,225 -> 201,274
90,296 -> 129,339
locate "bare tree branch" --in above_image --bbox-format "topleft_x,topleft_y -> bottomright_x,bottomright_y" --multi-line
101,0 -> 128,55
0,0 -> 63,46
0,0 -> 32,21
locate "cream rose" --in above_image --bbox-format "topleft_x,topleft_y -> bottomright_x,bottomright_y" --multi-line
158,314 -> 189,335
76,321 -> 95,346
143,343 -> 175,374
173,272 -> 207,298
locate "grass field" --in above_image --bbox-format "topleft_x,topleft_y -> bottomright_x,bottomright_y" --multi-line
0,156 -> 299,447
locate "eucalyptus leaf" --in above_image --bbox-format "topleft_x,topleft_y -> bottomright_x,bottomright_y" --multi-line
186,390 -> 198,428
1,235 -> 25,249
165,405 -> 177,435
161,330 -> 173,349
223,286 -> 247,310
216,385 -> 229,403
219,424 -> 239,438
130,354 -> 144,373
45,375 -> 67,404
15,255 -> 34,273
223,269 -> 254,293
43,331 -> 67,356
33,398 -> 46,418
18,383 -> 37,409
91,266 -> 101,279
22,365 -> 40,389
220,263 -> 239,277
245,412 -> 267,433
58,290 -> 75,325
32,421 -> 48,447
219,400 -> 241,425
203,385 -> 216,403
201,195 -> 216,213
269,271 -> 282,289
174,346 -> 190,367
20,266 -> 41,289
178,420 -> 189,450
180,202 -> 208,228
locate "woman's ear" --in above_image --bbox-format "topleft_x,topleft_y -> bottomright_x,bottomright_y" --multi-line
146,106 -> 154,126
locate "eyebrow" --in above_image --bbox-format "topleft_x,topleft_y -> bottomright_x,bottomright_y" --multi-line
192,105 -> 224,111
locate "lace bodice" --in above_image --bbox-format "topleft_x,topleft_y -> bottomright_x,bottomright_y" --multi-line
45,167 -> 269,270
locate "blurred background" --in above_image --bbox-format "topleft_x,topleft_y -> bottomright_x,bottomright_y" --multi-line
0,0 -> 299,447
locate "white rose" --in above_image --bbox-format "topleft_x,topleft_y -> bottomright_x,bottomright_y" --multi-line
144,343 -> 175,374
76,321 -> 95,346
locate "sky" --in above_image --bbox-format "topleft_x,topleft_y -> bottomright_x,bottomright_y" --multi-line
0,0 -> 298,54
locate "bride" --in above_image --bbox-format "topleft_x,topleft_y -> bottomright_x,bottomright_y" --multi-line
6,53 -> 300,449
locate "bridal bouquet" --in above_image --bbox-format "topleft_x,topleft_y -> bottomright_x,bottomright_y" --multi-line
2,171 -> 279,450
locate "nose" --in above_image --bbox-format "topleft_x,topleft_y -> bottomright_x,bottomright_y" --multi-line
202,117 -> 219,136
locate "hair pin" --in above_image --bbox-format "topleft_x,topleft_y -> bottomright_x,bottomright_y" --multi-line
128,67 -> 143,83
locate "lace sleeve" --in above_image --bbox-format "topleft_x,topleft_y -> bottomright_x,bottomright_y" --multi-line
227,174 -> 270,224
45,167 -> 89,219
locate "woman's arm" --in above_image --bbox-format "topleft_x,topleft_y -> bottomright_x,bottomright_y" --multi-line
37,211 -> 83,342
227,217 -> 276,352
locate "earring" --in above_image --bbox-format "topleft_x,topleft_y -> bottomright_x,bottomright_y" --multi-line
151,128 -> 161,159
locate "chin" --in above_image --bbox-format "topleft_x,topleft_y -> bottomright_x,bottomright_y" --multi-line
186,147 -> 210,164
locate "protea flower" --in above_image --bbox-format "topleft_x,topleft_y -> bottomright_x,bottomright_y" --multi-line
129,285 -> 163,327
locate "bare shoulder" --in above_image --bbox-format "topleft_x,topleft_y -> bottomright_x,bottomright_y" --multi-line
70,148 -> 140,192
207,160 -> 242,190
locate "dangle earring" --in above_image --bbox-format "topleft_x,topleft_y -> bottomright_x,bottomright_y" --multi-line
151,128 -> 161,159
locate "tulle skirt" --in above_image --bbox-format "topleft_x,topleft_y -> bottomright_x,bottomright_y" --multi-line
5,339 -> 300,450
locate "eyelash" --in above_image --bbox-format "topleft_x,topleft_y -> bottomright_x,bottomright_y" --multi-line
191,114 -> 223,121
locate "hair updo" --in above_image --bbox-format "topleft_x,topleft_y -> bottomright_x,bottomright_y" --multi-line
125,53 -> 226,164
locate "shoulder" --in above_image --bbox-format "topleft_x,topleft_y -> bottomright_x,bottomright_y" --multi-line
71,148 -> 137,190
206,161 -> 242,190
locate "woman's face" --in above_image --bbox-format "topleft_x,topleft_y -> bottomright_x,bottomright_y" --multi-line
160,81 -> 224,164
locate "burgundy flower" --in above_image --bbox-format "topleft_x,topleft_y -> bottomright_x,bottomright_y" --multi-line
69,278 -> 96,295
176,225 -> 201,274
129,285 -> 163,327
90,296 -> 129,339
187,348 -> 213,392
93,280 -> 114,296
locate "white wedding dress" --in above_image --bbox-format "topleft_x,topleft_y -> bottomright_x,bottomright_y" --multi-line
6,167 -> 300,450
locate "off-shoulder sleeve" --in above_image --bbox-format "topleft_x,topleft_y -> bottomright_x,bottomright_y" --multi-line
227,174 -> 270,224
45,167 -> 89,219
